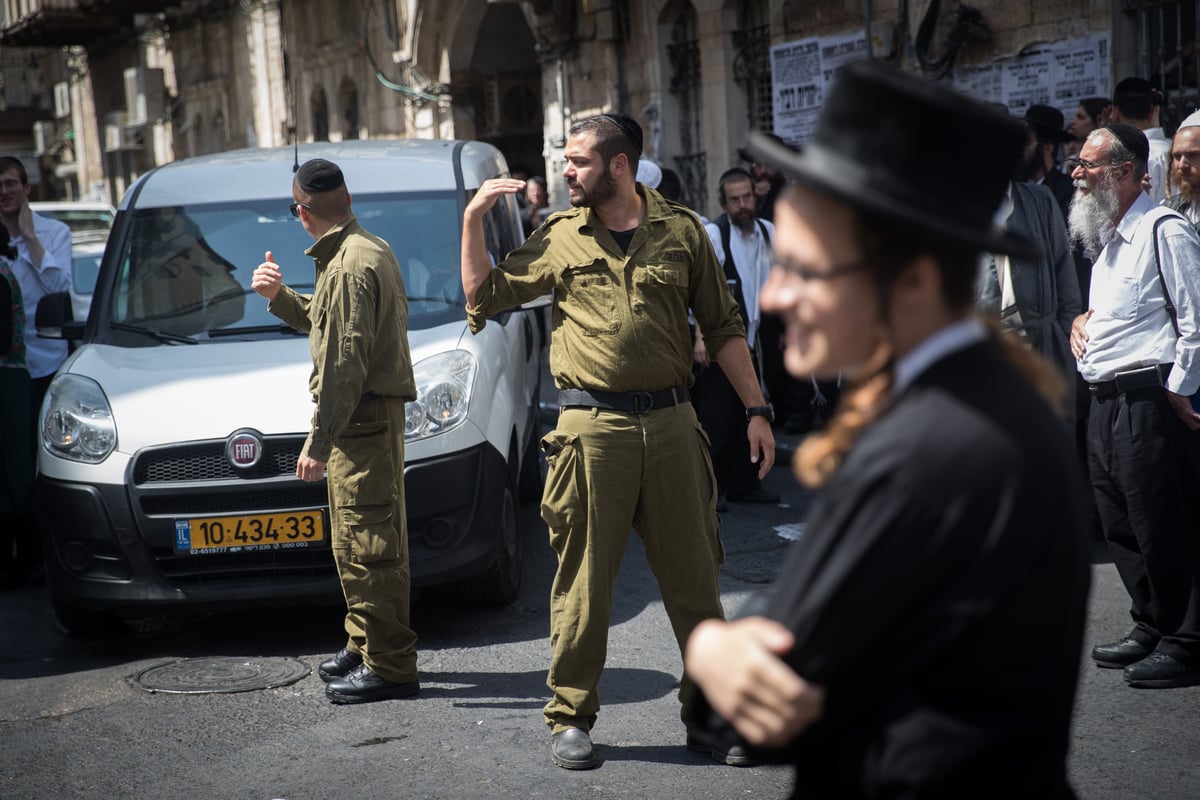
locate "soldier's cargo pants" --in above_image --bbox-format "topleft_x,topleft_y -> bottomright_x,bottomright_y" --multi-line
540,402 -> 726,733
327,396 -> 418,683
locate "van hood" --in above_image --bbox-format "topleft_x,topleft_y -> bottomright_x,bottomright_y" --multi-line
61,340 -> 316,454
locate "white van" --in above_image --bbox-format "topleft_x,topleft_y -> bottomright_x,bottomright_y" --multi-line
35,140 -> 547,633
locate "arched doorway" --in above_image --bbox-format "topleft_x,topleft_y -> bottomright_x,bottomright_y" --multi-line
463,3 -> 544,179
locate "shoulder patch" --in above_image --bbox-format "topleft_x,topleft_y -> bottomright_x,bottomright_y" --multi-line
542,208 -> 583,230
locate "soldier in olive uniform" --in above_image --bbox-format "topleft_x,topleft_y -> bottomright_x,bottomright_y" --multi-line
461,114 -> 776,769
251,159 -> 419,705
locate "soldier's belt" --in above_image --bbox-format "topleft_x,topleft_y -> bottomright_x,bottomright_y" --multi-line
558,386 -> 689,414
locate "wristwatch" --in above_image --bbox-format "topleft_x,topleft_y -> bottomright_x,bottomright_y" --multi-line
745,403 -> 775,423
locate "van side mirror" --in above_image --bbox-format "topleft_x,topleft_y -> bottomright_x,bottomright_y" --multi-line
36,291 -> 84,341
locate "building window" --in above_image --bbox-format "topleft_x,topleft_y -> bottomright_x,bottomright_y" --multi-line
733,0 -> 774,133
312,87 -> 330,142
662,0 -> 706,213
1124,0 -> 1199,128
340,78 -> 360,140
213,111 -> 228,152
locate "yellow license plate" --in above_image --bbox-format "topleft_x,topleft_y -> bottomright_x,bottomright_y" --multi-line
174,510 -> 326,553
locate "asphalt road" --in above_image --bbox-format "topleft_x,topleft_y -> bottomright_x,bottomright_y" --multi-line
2,440 -> 1199,799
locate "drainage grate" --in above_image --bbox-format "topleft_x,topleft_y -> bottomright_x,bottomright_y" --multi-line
133,656 -> 311,694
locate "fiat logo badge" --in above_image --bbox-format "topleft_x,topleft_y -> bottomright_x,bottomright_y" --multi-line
226,429 -> 264,469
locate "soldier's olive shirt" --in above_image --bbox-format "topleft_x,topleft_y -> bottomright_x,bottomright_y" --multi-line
268,214 -> 416,462
467,186 -> 746,392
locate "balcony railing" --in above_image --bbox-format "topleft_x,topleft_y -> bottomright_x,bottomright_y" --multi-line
0,0 -> 179,47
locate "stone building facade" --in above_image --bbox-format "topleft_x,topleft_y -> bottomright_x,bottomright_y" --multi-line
1,0 -> 1197,220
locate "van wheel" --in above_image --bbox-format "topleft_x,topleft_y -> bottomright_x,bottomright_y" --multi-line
51,598 -> 125,638
459,482 -> 522,607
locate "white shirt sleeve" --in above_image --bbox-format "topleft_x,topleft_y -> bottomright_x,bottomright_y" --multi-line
19,214 -> 73,294
703,222 -> 725,267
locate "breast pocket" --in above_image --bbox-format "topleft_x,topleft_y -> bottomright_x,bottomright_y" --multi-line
636,264 -> 688,300
1105,274 -> 1141,320
561,260 -> 619,336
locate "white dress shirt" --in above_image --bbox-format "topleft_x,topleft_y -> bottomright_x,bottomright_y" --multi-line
10,211 -> 72,378
1079,192 -> 1200,395
704,216 -> 774,345
1145,127 -> 1171,205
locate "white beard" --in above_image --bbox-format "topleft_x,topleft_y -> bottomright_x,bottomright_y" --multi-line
1067,176 -> 1119,259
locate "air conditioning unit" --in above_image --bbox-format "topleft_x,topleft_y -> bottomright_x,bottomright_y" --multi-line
104,112 -> 142,151
124,67 -> 165,125
53,82 -> 71,119
33,121 -> 56,155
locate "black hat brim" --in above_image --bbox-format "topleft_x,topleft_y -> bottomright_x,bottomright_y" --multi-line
743,132 -> 1042,260
1028,123 -> 1075,144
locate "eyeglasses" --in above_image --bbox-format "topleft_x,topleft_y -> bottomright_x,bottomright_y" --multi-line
1064,157 -> 1116,172
288,201 -> 310,217
0,179 -> 22,191
772,256 -> 870,283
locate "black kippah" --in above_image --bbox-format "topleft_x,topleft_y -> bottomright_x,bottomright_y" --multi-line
295,158 -> 345,193
601,112 -> 644,155
1105,123 -> 1150,166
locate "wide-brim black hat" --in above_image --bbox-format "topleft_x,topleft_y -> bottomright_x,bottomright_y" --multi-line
744,60 -> 1040,259
1024,104 -> 1074,144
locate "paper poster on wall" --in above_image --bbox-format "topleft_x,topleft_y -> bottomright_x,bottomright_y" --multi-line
820,31 -> 869,95
1003,54 -> 1055,115
948,32 -> 1111,122
769,37 -> 823,145
953,62 -> 1004,105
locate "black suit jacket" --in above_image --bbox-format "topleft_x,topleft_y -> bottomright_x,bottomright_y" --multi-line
686,337 -> 1091,800
1042,168 -> 1075,222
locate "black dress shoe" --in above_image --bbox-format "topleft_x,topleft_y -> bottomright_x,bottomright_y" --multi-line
686,734 -> 760,767
551,727 -> 598,770
1123,651 -> 1200,688
726,487 -> 781,505
318,647 -> 363,682
324,664 -> 419,704
1092,637 -> 1154,669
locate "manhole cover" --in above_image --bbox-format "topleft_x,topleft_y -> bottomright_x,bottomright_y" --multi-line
133,656 -> 310,694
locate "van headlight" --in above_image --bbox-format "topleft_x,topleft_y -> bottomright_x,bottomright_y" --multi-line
42,374 -> 117,463
405,350 -> 477,441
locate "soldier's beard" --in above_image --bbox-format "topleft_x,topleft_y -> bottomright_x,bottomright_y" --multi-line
1068,174 -> 1120,259
570,167 -> 618,209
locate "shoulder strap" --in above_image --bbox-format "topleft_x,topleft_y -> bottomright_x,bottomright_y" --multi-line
757,219 -> 771,248
716,214 -> 734,270
1152,212 -> 1182,337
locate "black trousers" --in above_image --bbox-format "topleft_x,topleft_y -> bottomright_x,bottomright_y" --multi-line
1087,386 -> 1200,660
692,357 -> 761,496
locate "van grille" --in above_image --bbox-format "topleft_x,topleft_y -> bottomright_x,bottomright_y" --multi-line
127,435 -> 335,587
134,439 -> 305,483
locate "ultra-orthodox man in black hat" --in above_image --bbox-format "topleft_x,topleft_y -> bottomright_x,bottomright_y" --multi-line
683,58 -> 1092,799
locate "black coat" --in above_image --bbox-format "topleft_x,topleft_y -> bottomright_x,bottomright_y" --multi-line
686,337 -> 1092,799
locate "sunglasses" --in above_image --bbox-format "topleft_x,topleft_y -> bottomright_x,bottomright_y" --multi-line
288,201 -> 311,217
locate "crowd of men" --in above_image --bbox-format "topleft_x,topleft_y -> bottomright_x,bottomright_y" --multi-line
5,59 -> 1200,794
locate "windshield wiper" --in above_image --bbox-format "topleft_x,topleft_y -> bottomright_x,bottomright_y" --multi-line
109,322 -> 199,345
207,324 -> 306,337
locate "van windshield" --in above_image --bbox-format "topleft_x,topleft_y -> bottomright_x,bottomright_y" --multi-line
101,192 -> 465,340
